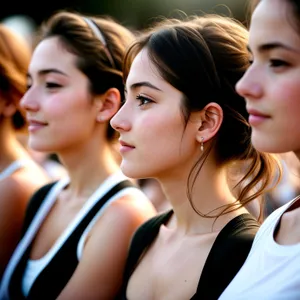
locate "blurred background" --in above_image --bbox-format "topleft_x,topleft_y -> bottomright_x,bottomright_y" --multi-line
1,0 -> 249,45
3,0 -> 300,216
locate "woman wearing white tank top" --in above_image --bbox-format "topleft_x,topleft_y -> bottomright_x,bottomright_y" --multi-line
220,0 -> 300,298
0,25 -> 49,281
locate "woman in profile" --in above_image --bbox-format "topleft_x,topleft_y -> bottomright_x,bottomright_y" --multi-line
0,24 -> 49,280
111,14 -> 280,299
220,0 -> 300,298
0,12 -> 155,299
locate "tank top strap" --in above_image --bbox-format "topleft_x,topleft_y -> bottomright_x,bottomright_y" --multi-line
0,159 -> 31,181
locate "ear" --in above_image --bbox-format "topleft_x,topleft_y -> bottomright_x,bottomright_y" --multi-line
195,102 -> 223,144
95,88 -> 121,123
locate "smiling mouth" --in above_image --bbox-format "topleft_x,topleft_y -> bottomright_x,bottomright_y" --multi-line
29,121 -> 48,126
119,140 -> 135,148
28,120 -> 48,132
119,140 -> 135,153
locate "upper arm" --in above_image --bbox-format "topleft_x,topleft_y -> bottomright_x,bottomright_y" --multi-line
0,178 -> 32,276
57,195 -> 156,300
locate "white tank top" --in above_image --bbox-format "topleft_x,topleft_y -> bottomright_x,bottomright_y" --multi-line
20,172 -> 144,297
0,160 -> 30,181
219,197 -> 300,299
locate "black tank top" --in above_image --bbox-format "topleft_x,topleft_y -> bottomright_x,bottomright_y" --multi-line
7,179 -> 135,300
117,211 -> 259,300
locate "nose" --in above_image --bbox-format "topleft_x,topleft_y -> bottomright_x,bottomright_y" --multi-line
110,104 -> 131,132
235,66 -> 263,100
20,88 -> 39,112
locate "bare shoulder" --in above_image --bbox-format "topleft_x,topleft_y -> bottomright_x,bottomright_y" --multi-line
110,191 -> 156,223
0,176 -> 31,239
86,191 -> 157,244
275,201 -> 300,245
0,168 -> 48,213
0,175 -> 31,210
98,193 -> 156,230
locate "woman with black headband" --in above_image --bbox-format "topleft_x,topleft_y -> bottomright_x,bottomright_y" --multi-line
0,11 -> 156,300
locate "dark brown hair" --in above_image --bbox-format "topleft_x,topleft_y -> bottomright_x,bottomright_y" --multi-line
37,11 -> 136,142
0,25 -> 31,130
123,15 -> 281,219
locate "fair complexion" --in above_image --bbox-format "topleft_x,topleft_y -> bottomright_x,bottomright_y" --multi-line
21,37 -> 156,299
111,48 -> 249,300
0,103 -> 48,278
236,0 -> 300,246
236,0 -> 300,156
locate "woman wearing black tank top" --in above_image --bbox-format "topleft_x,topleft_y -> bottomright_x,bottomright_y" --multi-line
111,14 -> 281,299
0,11 -> 156,300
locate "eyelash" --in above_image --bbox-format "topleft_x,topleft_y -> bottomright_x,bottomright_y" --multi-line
269,59 -> 289,68
248,58 -> 290,70
26,82 -> 62,90
46,82 -> 62,89
136,94 -> 153,106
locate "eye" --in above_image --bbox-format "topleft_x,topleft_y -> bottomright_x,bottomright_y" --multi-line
46,82 -> 62,89
269,59 -> 289,68
136,94 -> 153,106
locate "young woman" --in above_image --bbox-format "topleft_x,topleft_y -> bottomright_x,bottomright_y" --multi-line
111,14 -> 279,300
0,24 -> 49,280
0,11 -> 156,299
220,0 -> 300,298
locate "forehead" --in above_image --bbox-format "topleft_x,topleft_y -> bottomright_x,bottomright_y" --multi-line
29,36 -> 77,74
250,0 -> 299,44
126,49 -> 162,85
126,48 -> 182,98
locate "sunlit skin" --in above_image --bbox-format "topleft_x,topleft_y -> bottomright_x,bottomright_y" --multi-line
0,26 -> 49,279
111,49 -> 201,182
236,0 -> 300,157
22,37 -> 102,157
111,48 -> 247,224
19,36 -> 156,299
111,48 -> 250,300
236,0 -> 300,246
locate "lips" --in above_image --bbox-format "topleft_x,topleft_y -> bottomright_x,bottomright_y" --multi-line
119,140 -> 135,148
27,119 -> 48,132
28,120 -> 48,126
247,108 -> 270,126
119,139 -> 135,153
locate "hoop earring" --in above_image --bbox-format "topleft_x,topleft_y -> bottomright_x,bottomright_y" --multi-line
200,137 -> 204,152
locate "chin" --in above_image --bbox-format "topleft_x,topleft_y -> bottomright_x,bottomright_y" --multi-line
28,140 -> 55,153
120,162 -> 154,180
251,136 -> 286,154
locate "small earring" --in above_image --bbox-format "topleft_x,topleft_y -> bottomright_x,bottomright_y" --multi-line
200,137 -> 204,152
97,116 -> 104,122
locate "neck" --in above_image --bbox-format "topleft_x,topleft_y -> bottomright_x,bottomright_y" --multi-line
57,141 -> 120,198
158,161 -> 245,235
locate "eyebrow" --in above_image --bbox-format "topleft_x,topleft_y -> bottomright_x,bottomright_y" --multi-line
248,42 -> 299,54
27,68 -> 69,78
129,81 -> 162,91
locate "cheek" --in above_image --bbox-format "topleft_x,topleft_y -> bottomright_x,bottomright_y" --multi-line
273,76 -> 300,105
274,79 -> 300,121
46,91 -> 91,118
144,110 -> 183,135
